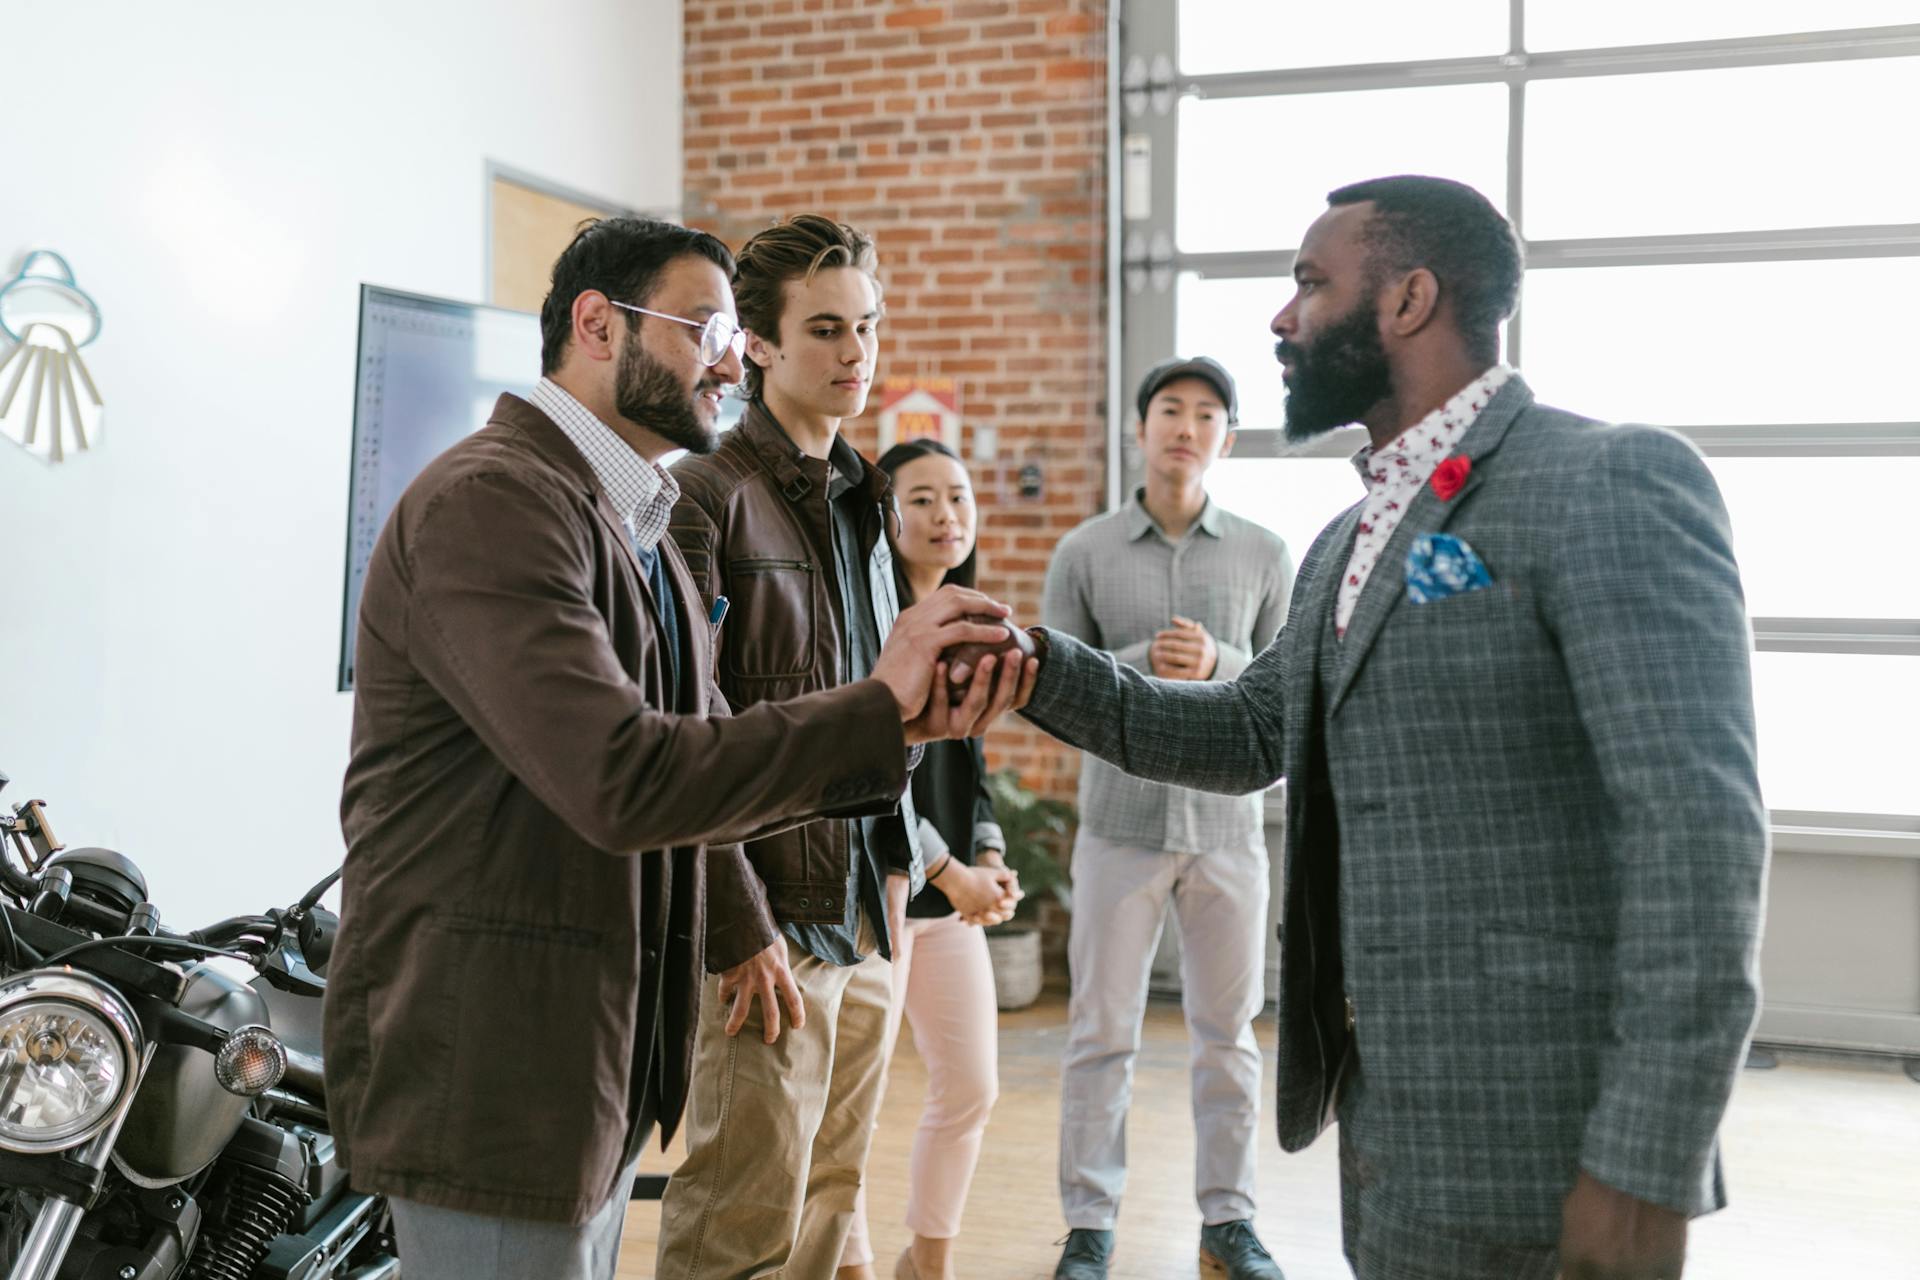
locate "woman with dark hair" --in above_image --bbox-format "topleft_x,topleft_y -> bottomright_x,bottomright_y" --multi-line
840,438 -> 1022,1280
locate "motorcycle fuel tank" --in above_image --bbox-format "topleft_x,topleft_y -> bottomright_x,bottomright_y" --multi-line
115,962 -> 268,1183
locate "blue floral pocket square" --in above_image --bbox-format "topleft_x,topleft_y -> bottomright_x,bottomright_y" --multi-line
1405,533 -> 1493,603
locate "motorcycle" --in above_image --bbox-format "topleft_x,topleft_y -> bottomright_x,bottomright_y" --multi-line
0,771 -> 399,1280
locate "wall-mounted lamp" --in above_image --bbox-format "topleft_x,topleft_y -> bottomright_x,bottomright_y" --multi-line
0,251 -> 105,464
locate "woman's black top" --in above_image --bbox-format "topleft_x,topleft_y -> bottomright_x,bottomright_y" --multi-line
907,735 -> 1003,918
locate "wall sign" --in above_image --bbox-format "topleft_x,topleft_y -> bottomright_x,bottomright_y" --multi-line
876,376 -> 960,455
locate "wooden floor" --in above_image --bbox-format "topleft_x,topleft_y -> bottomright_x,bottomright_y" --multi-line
620,993 -> 1920,1278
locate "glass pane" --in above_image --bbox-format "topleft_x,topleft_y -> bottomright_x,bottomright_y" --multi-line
1180,0 -> 1507,75
1205,457 -> 1362,567
1527,60 -> 1920,240
1519,258 -> 1920,426
1177,86 -> 1508,254
1711,457 -> 1920,620
1191,481 -> 1920,818
1752,651 -> 1919,816
1175,273 -> 1292,431
1530,1 -> 1920,51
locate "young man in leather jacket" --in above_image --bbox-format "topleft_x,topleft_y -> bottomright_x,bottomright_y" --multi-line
656,214 -> 1014,1279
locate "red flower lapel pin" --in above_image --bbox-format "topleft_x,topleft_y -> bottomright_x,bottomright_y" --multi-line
1430,455 -> 1472,501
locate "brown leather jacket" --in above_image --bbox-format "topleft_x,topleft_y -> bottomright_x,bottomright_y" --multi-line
325,394 -> 908,1224
669,401 -> 922,964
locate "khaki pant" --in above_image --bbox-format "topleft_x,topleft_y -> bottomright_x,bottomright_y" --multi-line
656,925 -> 892,1278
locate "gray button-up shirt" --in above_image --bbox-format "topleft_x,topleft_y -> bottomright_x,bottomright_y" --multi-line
1041,490 -> 1293,855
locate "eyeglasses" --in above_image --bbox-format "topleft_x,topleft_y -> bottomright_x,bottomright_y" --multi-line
607,300 -> 747,368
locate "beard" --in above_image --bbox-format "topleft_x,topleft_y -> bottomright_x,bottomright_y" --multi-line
1275,297 -> 1392,443
613,329 -> 726,456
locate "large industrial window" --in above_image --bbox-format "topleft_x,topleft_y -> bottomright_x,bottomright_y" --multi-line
1115,3 -> 1920,1051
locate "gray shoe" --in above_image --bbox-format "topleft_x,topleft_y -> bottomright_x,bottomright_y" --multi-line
1199,1219 -> 1285,1279
1053,1227 -> 1114,1279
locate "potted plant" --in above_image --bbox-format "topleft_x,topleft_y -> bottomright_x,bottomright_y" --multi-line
982,768 -> 1075,1010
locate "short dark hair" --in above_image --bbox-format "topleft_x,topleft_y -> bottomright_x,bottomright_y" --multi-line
1326,176 -> 1523,364
539,217 -> 736,375
732,214 -> 882,400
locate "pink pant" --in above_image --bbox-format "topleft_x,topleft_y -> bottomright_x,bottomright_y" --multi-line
840,911 -> 1000,1266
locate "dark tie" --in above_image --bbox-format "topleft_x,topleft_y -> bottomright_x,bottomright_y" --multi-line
631,537 -> 682,706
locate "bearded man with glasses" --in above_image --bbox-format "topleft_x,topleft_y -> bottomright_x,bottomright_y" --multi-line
327,216 -> 1030,1280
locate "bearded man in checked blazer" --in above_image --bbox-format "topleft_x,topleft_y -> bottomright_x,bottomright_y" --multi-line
1010,175 -> 1767,1280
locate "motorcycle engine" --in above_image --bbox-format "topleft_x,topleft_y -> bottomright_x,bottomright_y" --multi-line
183,1117 -> 310,1280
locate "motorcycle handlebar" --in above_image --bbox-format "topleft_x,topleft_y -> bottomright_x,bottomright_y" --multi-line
35,886 -> 129,936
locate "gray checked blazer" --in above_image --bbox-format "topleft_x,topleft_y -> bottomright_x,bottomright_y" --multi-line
1022,375 -> 1768,1238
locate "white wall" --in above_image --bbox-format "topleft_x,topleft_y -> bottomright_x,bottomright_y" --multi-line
0,0 -> 683,926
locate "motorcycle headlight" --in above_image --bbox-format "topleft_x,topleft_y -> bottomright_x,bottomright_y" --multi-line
0,971 -> 143,1154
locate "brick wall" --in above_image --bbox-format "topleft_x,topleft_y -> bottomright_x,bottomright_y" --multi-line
684,0 -> 1110,802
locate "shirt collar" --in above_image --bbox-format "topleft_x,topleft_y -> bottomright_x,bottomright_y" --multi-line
1348,364 -> 1515,486
826,432 -> 867,503
529,376 -> 679,550
1125,488 -> 1223,542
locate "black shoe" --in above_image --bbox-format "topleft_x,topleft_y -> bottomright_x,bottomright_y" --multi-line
1199,1219 -> 1285,1279
1053,1227 -> 1114,1279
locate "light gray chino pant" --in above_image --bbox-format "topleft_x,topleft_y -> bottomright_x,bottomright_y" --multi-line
389,1157 -> 640,1280
1059,828 -> 1271,1229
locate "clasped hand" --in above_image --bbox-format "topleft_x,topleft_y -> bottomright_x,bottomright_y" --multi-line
937,853 -> 1022,926
1149,615 -> 1217,681
871,585 -> 1039,743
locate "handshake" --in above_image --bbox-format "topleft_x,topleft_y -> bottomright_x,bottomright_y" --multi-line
870,585 -> 1041,745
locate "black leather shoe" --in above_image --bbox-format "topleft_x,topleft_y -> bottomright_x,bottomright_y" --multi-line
1053,1227 -> 1115,1279
1199,1219 -> 1285,1279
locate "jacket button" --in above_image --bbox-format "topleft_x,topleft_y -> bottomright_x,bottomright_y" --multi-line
821,897 -> 835,909
797,898 -> 810,909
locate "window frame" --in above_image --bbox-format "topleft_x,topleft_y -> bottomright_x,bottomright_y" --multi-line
1115,3 -> 1920,843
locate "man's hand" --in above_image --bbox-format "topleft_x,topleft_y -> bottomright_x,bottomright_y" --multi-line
1558,1171 -> 1688,1279
904,646 -> 1040,745
874,585 -> 1016,723
715,935 -> 805,1044
1149,615 -> 1218,681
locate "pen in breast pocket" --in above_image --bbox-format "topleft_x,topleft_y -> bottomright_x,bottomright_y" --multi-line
709,596 -> 729,626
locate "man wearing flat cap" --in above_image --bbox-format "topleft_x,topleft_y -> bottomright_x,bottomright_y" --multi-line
1043,356 -> 1295,1280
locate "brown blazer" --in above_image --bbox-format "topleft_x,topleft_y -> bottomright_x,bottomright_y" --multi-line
324,394 -> 909,1225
